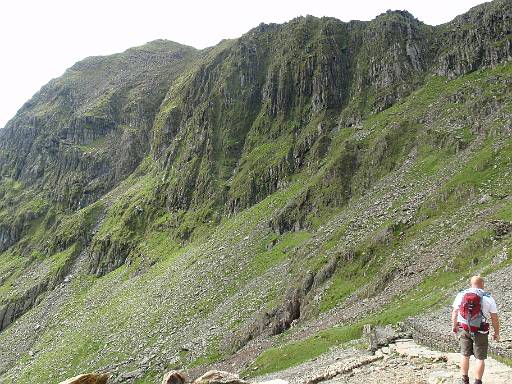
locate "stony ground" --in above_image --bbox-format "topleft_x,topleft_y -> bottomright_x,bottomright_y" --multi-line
252,339 -> 512,384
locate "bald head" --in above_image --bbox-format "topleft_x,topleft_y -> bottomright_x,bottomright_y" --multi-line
470,275 -> 484,289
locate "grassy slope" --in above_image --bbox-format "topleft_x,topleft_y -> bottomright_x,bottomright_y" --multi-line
245,65 -> 512,376
0,61 -> 511,383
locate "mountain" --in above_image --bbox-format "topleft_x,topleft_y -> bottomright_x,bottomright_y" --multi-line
1,0 -> 511,382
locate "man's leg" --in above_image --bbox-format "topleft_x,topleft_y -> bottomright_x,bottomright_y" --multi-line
461,355 -> 470,375
475,359 -> 485,380
459,330 -> 472,383
473,333 -> 489,383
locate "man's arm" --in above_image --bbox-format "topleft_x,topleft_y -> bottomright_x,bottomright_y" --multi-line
490,312 -> 500,342
451,293 -> 462,334
451,307 -> 459,334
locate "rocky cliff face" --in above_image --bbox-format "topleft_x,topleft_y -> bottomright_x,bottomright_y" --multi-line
436,0 -> 512,77
1,1 -> 512,383
0,40 -> 199,210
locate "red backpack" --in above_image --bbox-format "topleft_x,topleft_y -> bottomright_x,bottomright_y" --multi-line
459,290 -> 489,334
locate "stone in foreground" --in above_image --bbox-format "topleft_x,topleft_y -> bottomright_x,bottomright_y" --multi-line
193,370 -> 248,384
255,380 -> 289,384
162,371 -> 187,384
59,373 -> 110,384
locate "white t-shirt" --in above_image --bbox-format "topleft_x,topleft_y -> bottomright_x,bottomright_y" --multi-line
453,288 -> 498,330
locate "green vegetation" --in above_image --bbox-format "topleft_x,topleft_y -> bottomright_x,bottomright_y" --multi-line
245,324 -> 361,377
49,244 -> 78,274
493,354 -> 512,368
76,136 -> 108,152
248,231 -> 311,276
247,215 -> 510,377
319,244 -> 386,312
1,6 -> 512,382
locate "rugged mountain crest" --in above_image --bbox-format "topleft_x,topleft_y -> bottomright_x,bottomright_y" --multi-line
1,1 -> 512,383
436,0 -> 512,77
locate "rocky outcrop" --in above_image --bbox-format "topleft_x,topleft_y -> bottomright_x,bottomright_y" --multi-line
435,0 -> 512,78
0,204 -> 47,252
0,222 -> 22,252
269,141 -> 361,235
0,246 -> 80,332
351,11 -> 435,114
88,236 -> 134,277
0,281 -> 47,332
363,324 -> 413,353
228,257 -> 343,352
227,154 -> 295,215
490,220 -> 512,238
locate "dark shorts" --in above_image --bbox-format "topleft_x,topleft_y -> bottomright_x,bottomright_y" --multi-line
459,330 -> 489,360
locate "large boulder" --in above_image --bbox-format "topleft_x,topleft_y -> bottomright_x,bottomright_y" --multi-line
364,323 -> 412,352
162,371 -> 187,384
192,370 -> 248,384
59,373 -> 110,384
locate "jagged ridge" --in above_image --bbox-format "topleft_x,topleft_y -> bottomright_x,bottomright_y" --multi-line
0,1 -> 511,383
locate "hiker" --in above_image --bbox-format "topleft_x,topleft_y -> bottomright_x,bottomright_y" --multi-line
451,275 -> 500,384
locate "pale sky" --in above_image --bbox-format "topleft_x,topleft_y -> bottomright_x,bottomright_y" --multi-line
0,0 -> 486,128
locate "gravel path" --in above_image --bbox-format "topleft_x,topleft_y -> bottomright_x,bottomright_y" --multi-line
252,339 -> 512,384
251,347 -> 379,384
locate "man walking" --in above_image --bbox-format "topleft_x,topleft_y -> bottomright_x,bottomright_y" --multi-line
452,275 -> 500,384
